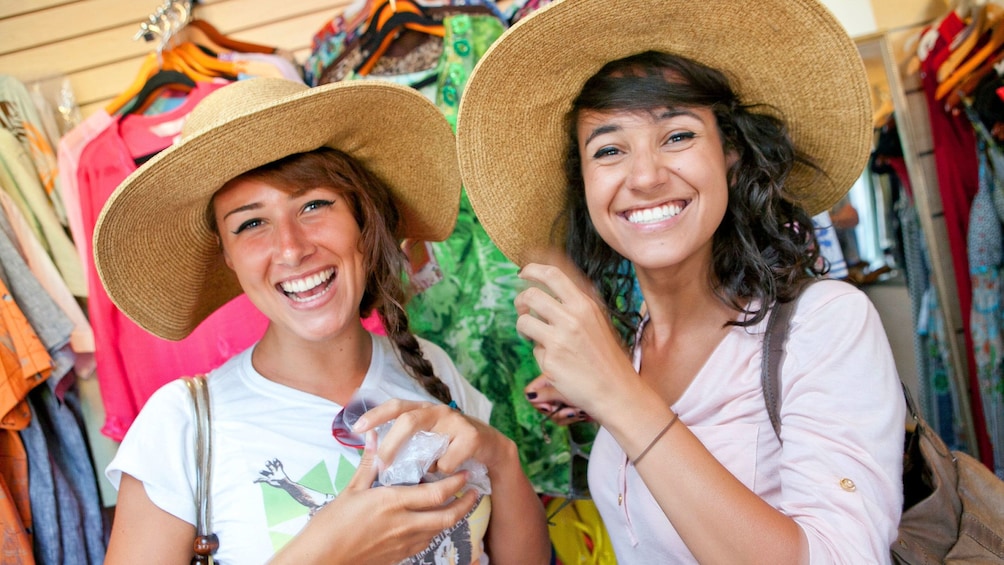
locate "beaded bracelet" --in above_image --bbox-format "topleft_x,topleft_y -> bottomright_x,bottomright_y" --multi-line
632,411 -> 679,465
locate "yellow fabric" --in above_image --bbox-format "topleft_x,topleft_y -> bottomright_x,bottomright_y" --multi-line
546,498 -> 615,565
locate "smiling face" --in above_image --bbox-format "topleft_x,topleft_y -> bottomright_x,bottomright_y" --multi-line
214,178 -> 368,344
577,105 -> 732,275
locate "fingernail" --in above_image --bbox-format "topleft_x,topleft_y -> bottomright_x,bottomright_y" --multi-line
526,391 -> 538,399
578,410 -> 587,417
565,410 -> 577,418
352,417 -> 369,432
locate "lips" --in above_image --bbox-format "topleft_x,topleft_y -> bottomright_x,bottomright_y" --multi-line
625,202 -> 685,224
278,267 -> 335,302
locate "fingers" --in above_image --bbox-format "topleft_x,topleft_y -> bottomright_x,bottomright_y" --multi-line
543,406 -> 591,426
344,430 -> 379,491
375,403 -> 458,464
352,398 -> 432,433
518,259 -> 595,303
524,377 -> 565,408
525,378 -> 589,425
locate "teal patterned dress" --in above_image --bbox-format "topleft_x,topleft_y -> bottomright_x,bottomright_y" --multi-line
406,13 -> 592,496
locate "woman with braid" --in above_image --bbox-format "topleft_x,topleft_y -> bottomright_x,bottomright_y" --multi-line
97,78 -> 548,565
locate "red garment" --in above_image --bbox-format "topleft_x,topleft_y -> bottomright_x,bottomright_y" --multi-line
76,83 -> 268,440
919,12 -> 993,466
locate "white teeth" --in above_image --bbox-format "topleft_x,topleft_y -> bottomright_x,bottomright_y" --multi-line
627,204 -> 682,224
280,268 -> 334,294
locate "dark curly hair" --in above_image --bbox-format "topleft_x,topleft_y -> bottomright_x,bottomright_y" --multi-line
562,51 -> 825,338
211,147 -> 453,405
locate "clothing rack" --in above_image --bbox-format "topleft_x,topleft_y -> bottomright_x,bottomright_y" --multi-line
134,0 -> 196,54
872,25 -> 980,458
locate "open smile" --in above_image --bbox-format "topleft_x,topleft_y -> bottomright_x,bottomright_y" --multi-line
277,267 -> 335,303
624,201 -> 687,225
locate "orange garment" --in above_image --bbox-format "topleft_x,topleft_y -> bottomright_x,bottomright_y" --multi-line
0,280 -> 52,430
0,429 -> 33,563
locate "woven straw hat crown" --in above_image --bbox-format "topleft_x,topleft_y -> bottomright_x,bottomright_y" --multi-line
94,77 -> 461,340
456,0 -> 872,267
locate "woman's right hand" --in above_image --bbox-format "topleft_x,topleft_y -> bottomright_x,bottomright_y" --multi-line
270,430 -> 479,564
515,260 -> 639,424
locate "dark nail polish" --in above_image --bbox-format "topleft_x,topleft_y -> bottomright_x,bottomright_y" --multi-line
526,391 -> 538,400
565,410 -> 577,418
578,410 -> 587,417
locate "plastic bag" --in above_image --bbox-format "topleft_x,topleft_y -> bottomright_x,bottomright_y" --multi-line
332,388 -> 491,495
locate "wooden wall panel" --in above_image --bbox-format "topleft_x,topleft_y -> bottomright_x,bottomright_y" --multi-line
0,0 -> 76,20
1,0 -> 354,117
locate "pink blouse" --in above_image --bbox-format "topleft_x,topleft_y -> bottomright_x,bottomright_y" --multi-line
588,280 -> 904,563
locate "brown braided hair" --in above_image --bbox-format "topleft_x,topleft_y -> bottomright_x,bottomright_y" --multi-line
211,148 -> 453,405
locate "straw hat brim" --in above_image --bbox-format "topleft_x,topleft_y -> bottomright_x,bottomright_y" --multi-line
456,0 -> 872,267
94,78 -> 461,341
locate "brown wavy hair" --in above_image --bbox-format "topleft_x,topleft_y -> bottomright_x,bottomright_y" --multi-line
211,147 -> 453,404
562,51 -> 826,338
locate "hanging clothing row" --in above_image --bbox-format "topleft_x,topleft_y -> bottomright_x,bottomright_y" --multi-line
0,74 -> 104,563
890,0 -> 1004,478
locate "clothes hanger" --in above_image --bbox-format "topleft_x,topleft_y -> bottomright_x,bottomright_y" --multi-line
907,0 -> 978,76
354,0 -> 445,76
945,43 -> 1004,110
171,42 -> 239,79
106,53 -> 160,114
937,10 -> 1004,100
118,69 -> 196,116
936,3 -> 994,83
185,18 -> 277,54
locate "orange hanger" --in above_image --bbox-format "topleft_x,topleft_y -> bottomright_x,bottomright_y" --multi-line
106,53 -> 160,114
184,18 -> 277,54
173,42 -> 239,78
945,43 -> 1004,110
355,0 -> 445,76
937,13 -> 1004,100
161,49 -> 216,82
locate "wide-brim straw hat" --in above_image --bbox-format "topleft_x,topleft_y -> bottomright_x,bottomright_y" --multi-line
456,0 -> 871,266
94,77 -> 461,341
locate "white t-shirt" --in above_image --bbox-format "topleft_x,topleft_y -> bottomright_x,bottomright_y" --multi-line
107,334 -> 493,564
590,280 -> 905,564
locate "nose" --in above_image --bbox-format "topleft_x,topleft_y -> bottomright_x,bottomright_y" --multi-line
273,218 -> 314,266
626,147 -> 665,192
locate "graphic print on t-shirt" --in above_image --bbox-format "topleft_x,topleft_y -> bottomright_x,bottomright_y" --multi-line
253,455 -> 491,563
254,455 -> 355,550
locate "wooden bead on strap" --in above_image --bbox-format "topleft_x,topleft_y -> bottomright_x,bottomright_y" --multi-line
193,533 -> 219,562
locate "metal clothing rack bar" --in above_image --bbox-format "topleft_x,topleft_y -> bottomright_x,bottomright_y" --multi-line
134,0 -> 196,53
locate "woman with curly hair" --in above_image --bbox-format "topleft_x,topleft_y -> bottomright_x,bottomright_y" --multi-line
456,0 -> 905,562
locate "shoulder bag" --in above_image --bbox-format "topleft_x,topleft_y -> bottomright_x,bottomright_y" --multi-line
762,288 -> 1004,564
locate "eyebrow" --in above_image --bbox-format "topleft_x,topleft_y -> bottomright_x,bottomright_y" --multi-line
220,186 -> 320,221
582,108 -> 702,146
222,202 -> 261,222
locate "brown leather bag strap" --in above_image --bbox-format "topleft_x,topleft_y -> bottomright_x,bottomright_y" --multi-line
184,375 -> 218,563
761,298 -> 796,443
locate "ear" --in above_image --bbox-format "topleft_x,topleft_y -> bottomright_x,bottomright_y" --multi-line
219,236 -> 234,270
725,147 -> 740,169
